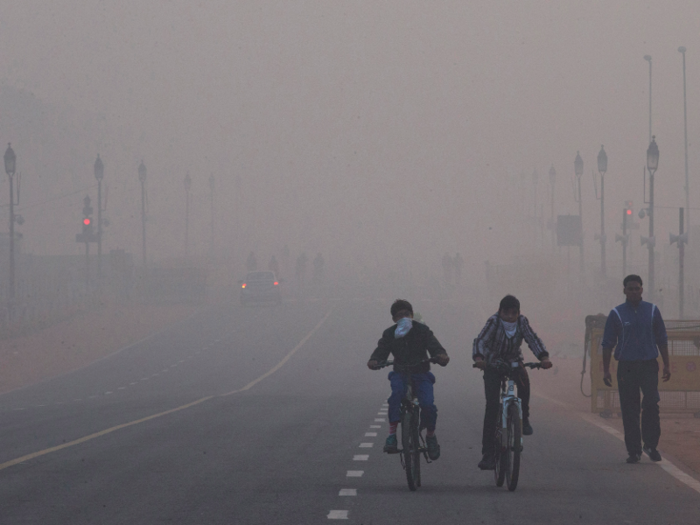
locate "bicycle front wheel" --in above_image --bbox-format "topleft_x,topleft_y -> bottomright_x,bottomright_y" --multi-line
401,410 -> 419,491
505,403 -> 522,491
494,406 -> 506,487
411,413 -> 421,488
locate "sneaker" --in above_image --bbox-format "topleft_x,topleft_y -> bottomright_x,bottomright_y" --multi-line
643,446 -> 662,462
522,419 -> 533,436
478,454 -> 496,470
626,452 -> 641,464
383,434 -> 398,454
426,435 -> 441,460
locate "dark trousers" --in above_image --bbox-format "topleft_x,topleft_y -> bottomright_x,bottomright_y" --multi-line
617,359 -> 661,455
481,366 -> 530,455
387,371 -> 438,432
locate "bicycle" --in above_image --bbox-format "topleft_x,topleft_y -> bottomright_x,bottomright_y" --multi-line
375,358 -> 437,491
474,360 -> 542,492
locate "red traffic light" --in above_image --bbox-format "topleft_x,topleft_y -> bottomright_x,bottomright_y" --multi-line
83,218 -> 91,226
626,209 -> 632,215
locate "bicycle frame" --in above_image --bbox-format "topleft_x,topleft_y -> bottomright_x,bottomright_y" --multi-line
498,362 -> 523,449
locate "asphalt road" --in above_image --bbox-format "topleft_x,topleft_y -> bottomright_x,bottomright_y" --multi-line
0,296 -> 699,524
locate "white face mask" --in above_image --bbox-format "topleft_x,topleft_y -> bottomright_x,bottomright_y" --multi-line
395,317 -> 413,338
501,319 -> 517,338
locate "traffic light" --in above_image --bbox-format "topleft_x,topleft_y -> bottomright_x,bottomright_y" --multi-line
76,195 -> 97,243
82,196 -> 94,235
623,201 -> 638,230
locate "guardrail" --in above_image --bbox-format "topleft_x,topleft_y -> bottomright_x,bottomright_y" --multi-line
586,315 -> 700,417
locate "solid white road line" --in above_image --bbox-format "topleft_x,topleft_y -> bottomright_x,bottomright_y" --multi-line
339,489 -> 357,496
536,393 -> 700,496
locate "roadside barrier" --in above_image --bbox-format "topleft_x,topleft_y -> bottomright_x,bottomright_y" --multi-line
585,314 -> 700,417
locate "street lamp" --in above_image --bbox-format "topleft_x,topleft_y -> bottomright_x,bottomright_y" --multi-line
138,161 -> 147,268
184,171 -> 192,257
643,136 -> 659,300
597,146 -> 608,276
679,46 -> 690,237
94,154 -> 104,281
549,165 -> 556,251
644,55 -> 652,143
574,151 -> 584,274
209,173 -> 215,258
4,143 -> 16,305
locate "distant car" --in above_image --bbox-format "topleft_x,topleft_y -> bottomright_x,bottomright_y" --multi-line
239,271 -> 282,305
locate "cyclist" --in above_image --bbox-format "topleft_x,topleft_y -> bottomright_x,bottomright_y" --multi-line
367,299 -> 450,460
473,295 -> 552,470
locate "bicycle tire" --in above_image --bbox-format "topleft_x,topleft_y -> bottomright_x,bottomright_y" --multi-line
494,407 -> 506,487
401,410 -> 417,491
505,403 -> 522,491
411,413 -> 421,488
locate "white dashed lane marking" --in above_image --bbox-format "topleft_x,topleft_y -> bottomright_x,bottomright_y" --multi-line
359,443 -> 373,448
339,489 -> 356,496
346,471 -> 363,477
365,432 -> 377,437
353,455 -> 369,461
369,425 -> 381,429
327,510 -> 348,519
374,418 -> 385,422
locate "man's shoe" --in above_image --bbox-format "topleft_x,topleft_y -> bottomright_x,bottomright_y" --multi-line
426,435 -> 441,460
626,452 -> 641,464
643,446 -> 662,462
383,434 -> 398,454
522,419 -> 533,436
478,454 -> 496,470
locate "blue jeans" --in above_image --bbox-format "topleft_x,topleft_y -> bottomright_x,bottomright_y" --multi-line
387,371 -> 438,432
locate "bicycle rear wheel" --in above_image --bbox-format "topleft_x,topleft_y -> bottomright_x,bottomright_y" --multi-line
401,410 -> 419,491
505,403 -> 522,491
494,406 -> 506,487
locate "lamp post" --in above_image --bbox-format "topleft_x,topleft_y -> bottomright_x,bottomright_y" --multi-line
209,173 -> 215,258
4,144 -> 16,305
670,208 -> 687,318
549,165 -> 556,252
644,55 -> 652,143
597,146 -> 608,276
184,171 -> 192,257
574,151 -> 584,275
679,47 -> 690,236
94,154 -> 104,281
646,137 -> 659,300
138,161 -> 147,269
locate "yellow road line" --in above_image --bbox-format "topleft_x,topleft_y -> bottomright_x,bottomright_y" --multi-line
221,308 -> 334,396
0,308 -> 334,472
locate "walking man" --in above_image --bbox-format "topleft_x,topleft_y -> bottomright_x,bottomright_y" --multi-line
601,274 -> 671,463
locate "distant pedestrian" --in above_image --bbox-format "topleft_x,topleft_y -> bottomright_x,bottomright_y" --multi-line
246,251 -> 258,272
601,275 -> 671,464
453,253 -> 464,285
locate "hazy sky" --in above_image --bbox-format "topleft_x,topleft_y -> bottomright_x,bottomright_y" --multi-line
1,1 -> 699,277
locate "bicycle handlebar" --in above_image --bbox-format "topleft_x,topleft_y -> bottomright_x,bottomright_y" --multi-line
374,357 -> 438,371
472,360 -> 543,371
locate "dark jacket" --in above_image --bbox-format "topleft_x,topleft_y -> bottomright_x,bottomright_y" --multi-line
370,322 -> 447,373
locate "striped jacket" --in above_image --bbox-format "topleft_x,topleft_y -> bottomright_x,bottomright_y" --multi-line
472,314 -> 549,364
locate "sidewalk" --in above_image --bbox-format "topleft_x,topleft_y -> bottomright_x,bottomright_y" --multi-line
0,301 -> 201,394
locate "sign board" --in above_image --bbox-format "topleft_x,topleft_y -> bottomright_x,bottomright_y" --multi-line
556,215 -> 582,246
